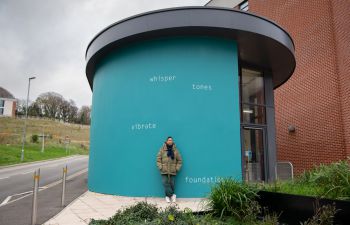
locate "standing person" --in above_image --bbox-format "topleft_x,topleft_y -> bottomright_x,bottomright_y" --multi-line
156,136 -> 182,203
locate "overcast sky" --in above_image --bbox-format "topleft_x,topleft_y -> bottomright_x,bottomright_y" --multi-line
0,0 -> 207,107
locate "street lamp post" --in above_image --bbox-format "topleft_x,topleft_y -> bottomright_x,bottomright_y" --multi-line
20,76 -> 36,162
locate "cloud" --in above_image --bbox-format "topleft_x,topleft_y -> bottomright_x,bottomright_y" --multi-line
0,0 -> 207,107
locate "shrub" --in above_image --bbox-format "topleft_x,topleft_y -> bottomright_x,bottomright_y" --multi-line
261,159 -> 350,201
89,198 -> 280,225
31,134 -> 39,143
156,204 -> 195,225
261,180 -> 324,197
90,201 -> 158,225
206,178 -> 260,222
297,159 -> 350,200
300,202 -> 337,225
89,202 -> 232,225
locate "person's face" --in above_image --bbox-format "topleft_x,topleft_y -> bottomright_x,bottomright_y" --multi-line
166,138 -> 173,145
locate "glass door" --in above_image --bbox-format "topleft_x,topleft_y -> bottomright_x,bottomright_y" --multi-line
242,126 -> 266,182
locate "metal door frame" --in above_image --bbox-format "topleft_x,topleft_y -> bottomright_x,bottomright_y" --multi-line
241,125 -> 268,182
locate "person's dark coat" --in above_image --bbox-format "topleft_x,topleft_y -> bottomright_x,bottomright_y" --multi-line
156,143 -> 182,175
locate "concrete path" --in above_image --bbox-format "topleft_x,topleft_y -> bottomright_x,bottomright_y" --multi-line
44,191 -> 211,225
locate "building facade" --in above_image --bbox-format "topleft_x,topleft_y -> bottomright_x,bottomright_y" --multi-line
85,7 -> 295,197
207,0 -> 350,174
0,87 -> 17,117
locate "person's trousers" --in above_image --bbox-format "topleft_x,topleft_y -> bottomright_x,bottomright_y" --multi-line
161,174 -> 175,197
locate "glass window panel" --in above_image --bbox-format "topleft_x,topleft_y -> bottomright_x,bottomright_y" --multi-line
241,68 -> 265,105
241,103 -> 266,124
239,1 -> 249,11
242,128 -> 265,182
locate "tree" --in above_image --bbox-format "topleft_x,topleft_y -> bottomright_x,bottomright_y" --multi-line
67,100 -> 78,123
15,99 -> 26,116
36,92 -> 64,119
17,91 -> 89,125
28,101 -> 42,117
59,99 -> 71,122
77,105 -> 91,125
58,99 -> 78,123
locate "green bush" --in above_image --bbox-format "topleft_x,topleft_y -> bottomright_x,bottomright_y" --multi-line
261,159 -> 350,201
88,201 -> 268,225
31,134 -> 39,143
94,201 -> 158,224
89,202 -> 218,225
261,180 -> 324,198
206,178 -> 260,222
297,159 -> 350,200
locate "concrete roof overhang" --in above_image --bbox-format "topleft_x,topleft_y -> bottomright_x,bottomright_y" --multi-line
85,6 -> 295,90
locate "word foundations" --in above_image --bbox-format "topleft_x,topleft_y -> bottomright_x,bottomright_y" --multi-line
185,176 -> 224,184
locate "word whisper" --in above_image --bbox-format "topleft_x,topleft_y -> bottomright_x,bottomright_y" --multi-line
149,75 -> 176,82
185,176 -> 224,184
131,123 -> 157,130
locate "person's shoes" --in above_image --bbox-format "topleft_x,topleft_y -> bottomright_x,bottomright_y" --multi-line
171,194 -> 176,203
165,196 -> 171,203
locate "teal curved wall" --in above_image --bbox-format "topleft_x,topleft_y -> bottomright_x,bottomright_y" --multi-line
88,36 -> 241,198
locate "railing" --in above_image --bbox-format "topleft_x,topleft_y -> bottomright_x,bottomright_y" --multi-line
275,161 -> 294,181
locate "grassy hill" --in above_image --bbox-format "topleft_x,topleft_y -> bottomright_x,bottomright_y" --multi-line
0,117 -> 90,166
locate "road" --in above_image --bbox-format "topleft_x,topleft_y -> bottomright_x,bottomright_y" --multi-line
0,155 -> 88,206
0,170 -> 88,225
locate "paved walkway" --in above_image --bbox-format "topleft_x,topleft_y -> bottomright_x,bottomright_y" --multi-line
43,191 -> 210,225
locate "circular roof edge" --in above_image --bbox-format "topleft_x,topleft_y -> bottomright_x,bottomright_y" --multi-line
85,6 -> 296,89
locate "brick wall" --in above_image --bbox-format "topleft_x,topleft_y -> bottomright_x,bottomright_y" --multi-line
249,0 -> 350,174
330,0 -> 350,157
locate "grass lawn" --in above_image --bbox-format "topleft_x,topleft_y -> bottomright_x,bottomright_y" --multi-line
0,117 -> 90,166
0,143 -> 88,166
259,159 -> 350,201
259,180 -> 324,197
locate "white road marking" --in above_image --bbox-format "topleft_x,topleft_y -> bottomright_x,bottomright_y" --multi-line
11,191 -> 33,197
21,171 -> 33,175
0,196 -> 12,206
0,168 -> 88,208
46,165 -> 59,168
0,155 -> 88,173
0,156 -> 88,177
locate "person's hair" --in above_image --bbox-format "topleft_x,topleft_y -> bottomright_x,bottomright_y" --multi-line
165,136 -> 173,141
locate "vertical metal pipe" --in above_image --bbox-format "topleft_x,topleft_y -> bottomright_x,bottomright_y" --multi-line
61,165 -> 67,207
41,128 -> 45,153
31,168 -> 40,225
20,78 -> 31,161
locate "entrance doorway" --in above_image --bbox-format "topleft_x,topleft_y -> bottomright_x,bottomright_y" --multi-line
242,126 -> 266,182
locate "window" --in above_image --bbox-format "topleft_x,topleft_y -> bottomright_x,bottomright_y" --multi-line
240,68 -> 266,124
241,68 -> 264,105
242,127 -> 265,181
0,100 -> 4,115
239,0 -> 249,11
241,104 -> 266,124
